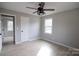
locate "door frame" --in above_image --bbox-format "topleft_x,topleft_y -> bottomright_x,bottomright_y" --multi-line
0,14 -> 2,52
1,14 -> 15,44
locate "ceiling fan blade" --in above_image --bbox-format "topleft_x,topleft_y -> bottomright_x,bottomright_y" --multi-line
33,11 -> 37,14
26,7 -> 37,10
39,2 -> 45,8
44,9 -> 55,11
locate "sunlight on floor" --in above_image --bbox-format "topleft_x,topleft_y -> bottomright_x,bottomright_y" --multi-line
37,45 -> 52,56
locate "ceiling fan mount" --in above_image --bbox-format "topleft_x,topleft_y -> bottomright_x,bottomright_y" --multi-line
26,2 -> 55,15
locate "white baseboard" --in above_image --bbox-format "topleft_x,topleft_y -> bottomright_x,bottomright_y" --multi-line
15,37 -> 39,44
28,37 -> 39,41
0,46 -> 2,53
0,48 -> 1,53
0,39 -> 2,53
15,41 -> 22,44
40,36 -> 79,51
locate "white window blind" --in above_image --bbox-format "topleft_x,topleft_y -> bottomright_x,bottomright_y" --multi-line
44,18 -> 52,34
7,20 -> 13,31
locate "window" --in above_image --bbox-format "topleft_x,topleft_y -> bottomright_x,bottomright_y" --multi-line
44,18 -> 52,34
7,20 -> 13,31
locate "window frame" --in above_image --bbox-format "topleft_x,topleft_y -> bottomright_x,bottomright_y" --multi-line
7,20 -> 13,31
44,18 -> 53,34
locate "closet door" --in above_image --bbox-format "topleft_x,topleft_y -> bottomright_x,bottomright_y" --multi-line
21,16 -> 29,42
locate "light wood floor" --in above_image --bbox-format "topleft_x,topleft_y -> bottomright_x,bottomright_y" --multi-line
0,39 -> 79,56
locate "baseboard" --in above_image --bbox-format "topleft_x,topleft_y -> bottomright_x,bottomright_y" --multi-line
40,36 -> 79,51
28,37 -> 40,41
0,46 -> 2,53
0,40 -> 2,53
0,48 -> 1,53
15,41 -> 22,44
15,37 -> 39,44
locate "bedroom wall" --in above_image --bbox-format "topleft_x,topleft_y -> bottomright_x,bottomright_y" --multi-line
40,8 -> 79,49
0,8 -> 40,44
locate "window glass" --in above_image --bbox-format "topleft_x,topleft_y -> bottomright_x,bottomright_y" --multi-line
7,20 -> 13,31
44,18 -> 52,34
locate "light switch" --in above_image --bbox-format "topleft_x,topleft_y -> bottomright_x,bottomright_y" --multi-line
17,27 -> 18,30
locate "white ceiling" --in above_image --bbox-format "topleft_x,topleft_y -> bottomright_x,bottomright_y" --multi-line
0,2 -> 79,16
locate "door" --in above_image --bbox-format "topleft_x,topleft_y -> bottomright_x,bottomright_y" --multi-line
0,15 -> 2,52
1,15 -> 15,45
1,16 -> 13,44
21,16 -> 29,42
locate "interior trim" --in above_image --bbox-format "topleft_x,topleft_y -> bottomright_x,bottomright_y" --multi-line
40,37 -> 79,51
0,13 -> 16,44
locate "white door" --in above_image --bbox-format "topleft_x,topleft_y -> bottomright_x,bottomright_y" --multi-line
0,15 -> 2,52
21,16 -> 29,42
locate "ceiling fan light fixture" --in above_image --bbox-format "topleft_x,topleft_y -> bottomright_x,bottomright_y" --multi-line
26,2 -> 55,15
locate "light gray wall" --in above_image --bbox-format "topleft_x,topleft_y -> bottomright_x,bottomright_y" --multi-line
40,8 -> 79,49
0,8 -> 40,44
29,17 -> 40,39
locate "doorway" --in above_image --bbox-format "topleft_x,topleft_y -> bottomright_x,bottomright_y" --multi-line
1,14 -> 15,46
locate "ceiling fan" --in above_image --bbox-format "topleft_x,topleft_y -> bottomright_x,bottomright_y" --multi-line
26,2 -> 55,15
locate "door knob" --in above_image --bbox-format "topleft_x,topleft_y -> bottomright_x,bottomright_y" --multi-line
0,33 -> 2,35
21,30 -> 23,32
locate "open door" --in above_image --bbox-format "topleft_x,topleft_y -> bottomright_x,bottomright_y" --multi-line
1,15 -> 15,46
0,14 -> 2,52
